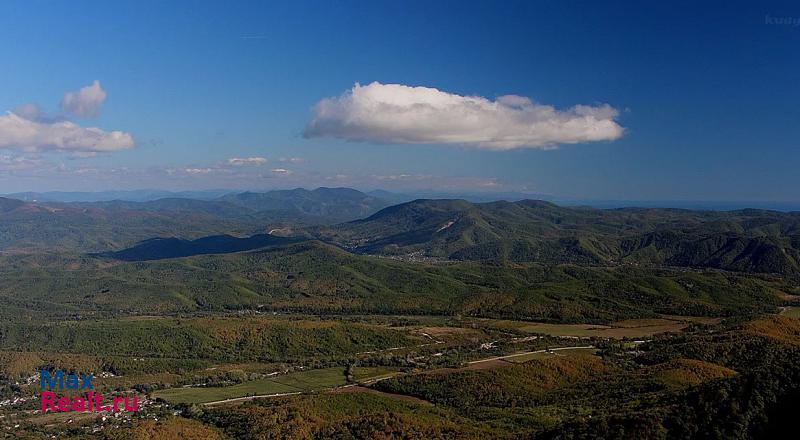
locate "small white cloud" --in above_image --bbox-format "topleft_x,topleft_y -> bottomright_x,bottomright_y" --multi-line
305,82 -> 624,150
278,157 -> 305,164
69,151 -> 98,159
184,167 -> 214,174
365,173 -> 504,190
227,156 -> 267,166
324,173 -> 349,181
61,80 -> 108,118
0,82 -> 133,154
0,111 -> 134,153
270,168 -> 292,175
0,154 -> 47,172
477,180 -> 500,188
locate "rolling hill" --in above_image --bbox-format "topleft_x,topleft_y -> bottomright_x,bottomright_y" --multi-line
3,240 -> 789,322
217,187 -> 390,222
0,197 -> 250,252
99,233 -> 305,261
0,188 -> 388,252
0,197 -> 26,213
316,199 -> 800,277
81,187 -> 389,223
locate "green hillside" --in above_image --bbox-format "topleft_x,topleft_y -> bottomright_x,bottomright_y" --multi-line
0,188 -> 389,252
0,241 -> 789,323
318,199 -> 800,277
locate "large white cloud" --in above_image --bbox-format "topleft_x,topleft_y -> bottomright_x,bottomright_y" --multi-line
305,82 -> 624,150
60,80 -> 107,118
0,111 -> 134,153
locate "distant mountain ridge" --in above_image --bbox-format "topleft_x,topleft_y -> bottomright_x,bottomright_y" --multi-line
4,189 -> 233,203
6,190 -> 800,278
316,199 -> 800,277
217,187 -> 389,221
0,188 -> 388,252
75,187 -> 389,222
4,187 -> 389,218
0,196 -> 250,252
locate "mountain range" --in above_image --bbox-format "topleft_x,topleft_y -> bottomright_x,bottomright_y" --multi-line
0,188 -> 388,251
2,189 -> 800,279
316,199 -> 800,277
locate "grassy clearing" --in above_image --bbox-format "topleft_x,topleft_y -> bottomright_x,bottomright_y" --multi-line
352,366 -> 402,382
780,306 -> 800,318
153,367 -> 348,404
658,315 -> 723,325
472,316 -> 708,338
504,348 -> 598,364
412,326 -> 485,342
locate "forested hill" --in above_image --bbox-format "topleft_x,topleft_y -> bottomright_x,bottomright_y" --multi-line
317,199 -> 800,277
5,190 -> 800,279
99,234 -> 304,261
0,197 -> 252,252
0,197 -> 26,213
0,188 -> 388,252
78,187 -> 389,223
217,187 -> 389,221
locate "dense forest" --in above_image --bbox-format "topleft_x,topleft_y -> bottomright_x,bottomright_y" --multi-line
318,199 -> 800,278
0,189 -> 799,438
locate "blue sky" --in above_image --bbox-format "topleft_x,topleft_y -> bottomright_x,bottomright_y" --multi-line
0,0 -> 798,201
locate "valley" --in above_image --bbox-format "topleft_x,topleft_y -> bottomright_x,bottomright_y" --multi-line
0,189 -> 799,438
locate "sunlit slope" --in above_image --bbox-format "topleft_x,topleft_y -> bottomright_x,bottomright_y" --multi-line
319,199 -> 800,276
0,241 -> 787,322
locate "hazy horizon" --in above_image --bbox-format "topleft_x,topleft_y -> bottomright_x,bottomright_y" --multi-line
4,187 -> 800,212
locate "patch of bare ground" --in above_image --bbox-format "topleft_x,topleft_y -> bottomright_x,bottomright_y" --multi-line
462,358 -> 513,370
415,326 -> 479,337
26,410 -> 100,426
778,292 -> 800,301
658,315 -> 723,325
780,306 -> 800,318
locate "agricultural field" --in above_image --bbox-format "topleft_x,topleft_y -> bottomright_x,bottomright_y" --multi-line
467,316 -> 720,339
153,367 -> 347,404
502,347 -> 599,364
